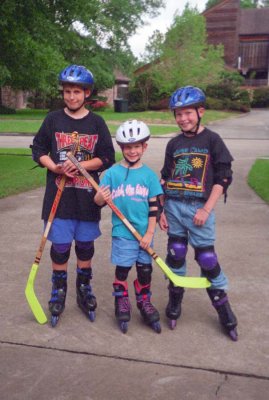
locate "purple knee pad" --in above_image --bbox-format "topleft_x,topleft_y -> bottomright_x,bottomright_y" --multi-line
197,251 -> 218,270
168,241 -> 188,261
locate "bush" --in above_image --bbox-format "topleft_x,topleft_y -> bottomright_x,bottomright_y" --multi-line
149,97 -> 169,110
205,97 -> 225,110
251,87 -> 269,108
86,100 -> 108,111
0,105 -> 16,114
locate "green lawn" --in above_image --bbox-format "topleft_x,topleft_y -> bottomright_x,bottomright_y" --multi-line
0,108 -> 239,135
247,158 -> 269,203
0,148 -> 122,198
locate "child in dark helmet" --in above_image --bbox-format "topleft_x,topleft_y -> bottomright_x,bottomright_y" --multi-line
31,64 -> 115,326
159,86 -> 238,341
94,120 -> 163,334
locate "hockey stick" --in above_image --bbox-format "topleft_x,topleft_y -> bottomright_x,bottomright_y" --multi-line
67,153 -> 211,289
25,132 -> 79,324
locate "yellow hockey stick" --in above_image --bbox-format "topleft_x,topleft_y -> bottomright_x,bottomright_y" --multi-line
25,132 -> 79,324
67,153 -> 211,289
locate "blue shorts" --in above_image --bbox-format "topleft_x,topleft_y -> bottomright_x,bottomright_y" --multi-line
46,218 -> 101,244
111,237 -> 152,267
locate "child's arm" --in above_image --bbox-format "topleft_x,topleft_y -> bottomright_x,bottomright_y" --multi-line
193,184 -> 223,226
140,196 -> 158,249
94,185 -> 111,206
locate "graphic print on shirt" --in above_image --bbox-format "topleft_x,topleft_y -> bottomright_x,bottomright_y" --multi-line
111,183 -> 149,202
55,131 -> 98,190
167,150 -> 209,195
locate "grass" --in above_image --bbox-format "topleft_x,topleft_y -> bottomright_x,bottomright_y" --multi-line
0,148 -> 122,198
0,108 -> 239,135
247,158 -> 269,203
0,148 -> 46,198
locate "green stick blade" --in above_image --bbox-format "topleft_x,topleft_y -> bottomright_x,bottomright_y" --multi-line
155,256 -> 211,289
25,263 -> 47,324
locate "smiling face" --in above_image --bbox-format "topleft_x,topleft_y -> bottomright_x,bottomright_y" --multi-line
174,106 -> 205,134
62,84 -> 91,113
121,142 -> 147,166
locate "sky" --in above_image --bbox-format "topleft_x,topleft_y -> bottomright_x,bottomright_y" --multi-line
129,0 -> 208,58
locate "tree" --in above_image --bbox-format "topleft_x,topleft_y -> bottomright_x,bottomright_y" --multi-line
149,6 -> 224,94
0,0 -> 164,95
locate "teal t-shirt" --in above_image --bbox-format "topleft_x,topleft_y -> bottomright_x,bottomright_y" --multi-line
100,163 -> 163,240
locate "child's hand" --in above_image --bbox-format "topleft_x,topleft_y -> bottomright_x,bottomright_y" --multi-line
159,212 -> 169,232
140,231 -> 153,250
193,208 -> 210,226
62,159 -> 79,178
95,185 -> 111,205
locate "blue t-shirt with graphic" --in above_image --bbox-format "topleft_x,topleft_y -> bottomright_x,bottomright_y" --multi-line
100,163 -> 163,240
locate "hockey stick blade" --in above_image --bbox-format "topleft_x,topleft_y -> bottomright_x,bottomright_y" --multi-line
25,263 -> 47,324
67,153 -> 211,289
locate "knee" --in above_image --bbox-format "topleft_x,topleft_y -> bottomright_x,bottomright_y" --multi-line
195,246 -> 221,279
166,236 -> 188,269
115,265 -> 131,281
136,262 -> 152,285
75,240 -> 94,261
50,243 -> 71,265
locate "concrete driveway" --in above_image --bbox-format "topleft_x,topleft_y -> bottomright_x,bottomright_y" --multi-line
0,109 -> 269,399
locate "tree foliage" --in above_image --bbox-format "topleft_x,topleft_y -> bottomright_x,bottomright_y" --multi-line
148,6 -> 224,94
0,0 -> 164,93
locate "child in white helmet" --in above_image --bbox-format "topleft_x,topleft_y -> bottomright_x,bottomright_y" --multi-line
94,120 -> 163,334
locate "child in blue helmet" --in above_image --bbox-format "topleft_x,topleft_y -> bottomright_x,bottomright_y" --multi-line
159,86 -> 238,341
94,120 -> 163,334
31,64 -> 115,326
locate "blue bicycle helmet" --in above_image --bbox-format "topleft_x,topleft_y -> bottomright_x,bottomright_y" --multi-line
59,65 -> 94,89
169,86 -> 206,110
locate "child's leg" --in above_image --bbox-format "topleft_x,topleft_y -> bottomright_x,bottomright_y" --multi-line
75,241 -> 97,321
134,262 -> 160,332
113,266 -> 132,328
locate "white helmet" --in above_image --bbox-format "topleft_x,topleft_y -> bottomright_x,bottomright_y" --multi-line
116,120 -> 150,145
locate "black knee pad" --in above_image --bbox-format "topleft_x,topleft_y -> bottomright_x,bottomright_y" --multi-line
166,236 -> 188,269
115,266 -> 131,281
136,262 -> 152,285
194,246 -> 221,279
50,243 -> 71,265
75,241 -> 94,261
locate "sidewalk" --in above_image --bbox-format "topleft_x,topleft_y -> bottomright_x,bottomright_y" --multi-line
0,110 -> 269,399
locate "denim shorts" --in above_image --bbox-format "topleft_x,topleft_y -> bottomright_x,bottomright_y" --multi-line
46,218 -> 101,244
164,198 -> 216,247
111,237 -> 152,267
164,198 -> 228,289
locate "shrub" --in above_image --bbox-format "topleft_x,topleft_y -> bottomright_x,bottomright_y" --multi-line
0,105 -> 16,114
149,97 -> 169,110
251,87 -> 269,108
86,100 -> 108,111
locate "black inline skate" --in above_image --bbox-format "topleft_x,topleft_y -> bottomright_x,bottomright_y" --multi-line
113,282 -> 131,334
134,279 -> 161,333
166,281 -> 185,330
49,270 -> 67,327
207,288 -> 238,341
76,267 -> 97,322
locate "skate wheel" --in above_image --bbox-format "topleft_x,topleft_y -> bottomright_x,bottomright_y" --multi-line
51,315 -> 59,327
229,328 -> 238,341
152,321 -> 161,334
119,321 -> 128,334
168,319 -> 177,330
88,311 -> 95,322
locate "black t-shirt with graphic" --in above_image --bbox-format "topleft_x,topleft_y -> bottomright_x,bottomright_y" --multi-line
161,127 -> 233,201
32,109 -> 115,221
